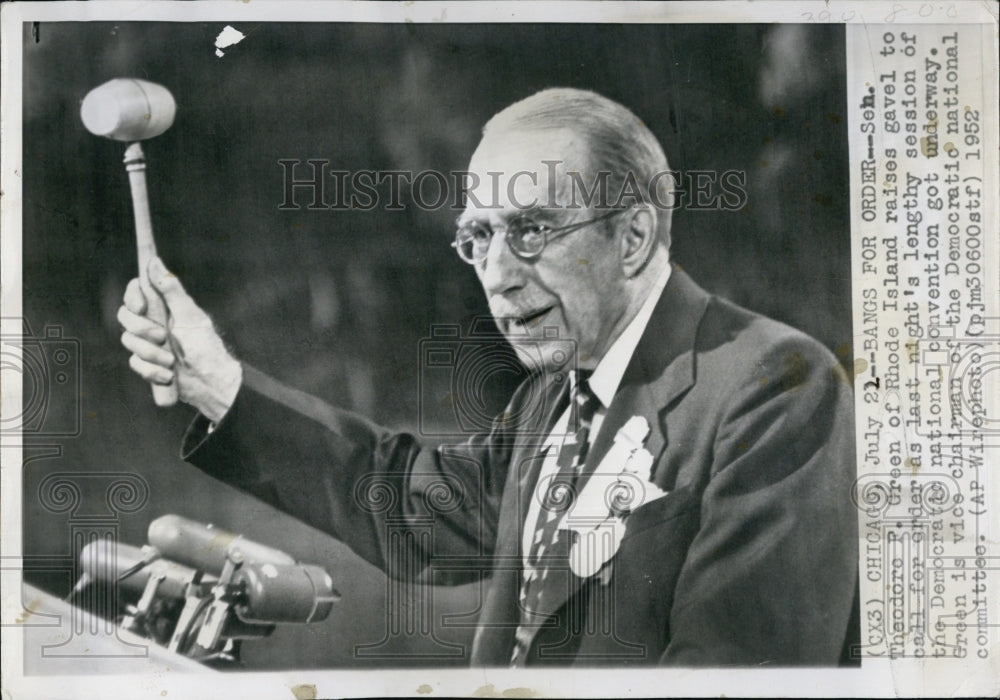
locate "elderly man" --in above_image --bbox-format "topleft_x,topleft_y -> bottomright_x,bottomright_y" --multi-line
118,88 -> 859,666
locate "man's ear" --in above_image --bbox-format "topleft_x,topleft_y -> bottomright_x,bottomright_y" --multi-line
619,205 -> 658,277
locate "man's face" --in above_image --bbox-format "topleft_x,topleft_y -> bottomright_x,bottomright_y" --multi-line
460,128 -> 629,372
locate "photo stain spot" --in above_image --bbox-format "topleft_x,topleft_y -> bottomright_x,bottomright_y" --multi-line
14,597 -> 44,624
781,351 -> 809,392
416,685 -> 433,695
290,684 -> 317,700
833,357 -> 864,386
472,685 -> 541,699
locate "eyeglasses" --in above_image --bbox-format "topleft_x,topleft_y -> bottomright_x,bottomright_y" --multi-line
452,209 -> 628,265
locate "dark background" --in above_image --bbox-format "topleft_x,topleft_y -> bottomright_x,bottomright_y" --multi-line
19,21 -> 851,669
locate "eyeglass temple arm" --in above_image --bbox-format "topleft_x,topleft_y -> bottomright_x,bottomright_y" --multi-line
543,207 -> 628,240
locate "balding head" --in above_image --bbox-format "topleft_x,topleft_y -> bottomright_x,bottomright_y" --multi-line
481,88 -> 674,248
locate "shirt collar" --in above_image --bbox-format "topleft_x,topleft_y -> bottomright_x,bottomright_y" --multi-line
579,263 -> 672,408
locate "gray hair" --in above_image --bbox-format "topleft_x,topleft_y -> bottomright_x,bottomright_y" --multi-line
482,87 -> 673,247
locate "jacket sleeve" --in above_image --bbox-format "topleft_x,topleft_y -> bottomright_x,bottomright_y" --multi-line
660,333 -> 859,666
182,364 -> 516,579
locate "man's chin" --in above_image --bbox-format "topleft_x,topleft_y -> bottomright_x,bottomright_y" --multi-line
509,339 -> 576,377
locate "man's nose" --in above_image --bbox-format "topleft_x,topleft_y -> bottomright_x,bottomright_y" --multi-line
478,229 -> 526,297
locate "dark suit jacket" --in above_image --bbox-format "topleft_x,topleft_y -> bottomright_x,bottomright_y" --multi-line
183,266 -> 859,666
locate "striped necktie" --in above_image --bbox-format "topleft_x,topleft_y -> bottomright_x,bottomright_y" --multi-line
511,372 -> 600,665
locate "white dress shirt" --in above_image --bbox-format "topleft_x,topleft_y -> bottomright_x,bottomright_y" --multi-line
521,264 -> 672,564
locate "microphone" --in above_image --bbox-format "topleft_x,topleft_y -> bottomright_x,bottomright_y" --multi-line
147,514 -> 296,574
79,540 -> 216,600
78,520 -> 339,625
233,563 -> 340,624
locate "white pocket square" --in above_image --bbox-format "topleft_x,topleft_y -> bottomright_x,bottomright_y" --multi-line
559,416 -> 670,579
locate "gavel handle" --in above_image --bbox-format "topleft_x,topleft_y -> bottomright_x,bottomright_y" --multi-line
124,143 -> 178,406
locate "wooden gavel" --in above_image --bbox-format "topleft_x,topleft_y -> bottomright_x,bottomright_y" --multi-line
81,78 -> 178,406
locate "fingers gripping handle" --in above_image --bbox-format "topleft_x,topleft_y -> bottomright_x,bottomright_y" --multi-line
124,143 -> 178,406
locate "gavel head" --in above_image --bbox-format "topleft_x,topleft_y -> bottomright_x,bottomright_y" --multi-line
80,78 -> 176,142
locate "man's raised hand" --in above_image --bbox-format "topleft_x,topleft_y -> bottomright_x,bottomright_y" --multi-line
117,257 -> 242,423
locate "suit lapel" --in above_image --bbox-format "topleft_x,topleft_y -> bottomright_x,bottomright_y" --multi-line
471,374 -> 568,665
515,377 -> 573,524
473,266 -> 712,664
585,266 -> 710,484
520,266 -> 712,646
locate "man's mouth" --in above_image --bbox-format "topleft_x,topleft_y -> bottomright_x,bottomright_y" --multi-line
522,306 -> 553,326
506,306 -> 554,333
